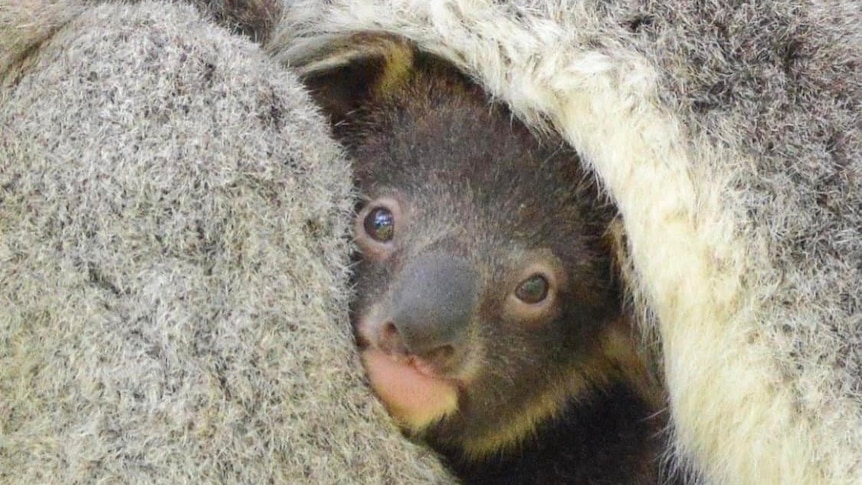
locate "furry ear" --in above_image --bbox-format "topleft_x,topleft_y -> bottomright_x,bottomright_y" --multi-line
296,33 -> 415,124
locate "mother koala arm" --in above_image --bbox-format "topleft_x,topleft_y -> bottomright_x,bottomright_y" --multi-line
0,1 -> 451,483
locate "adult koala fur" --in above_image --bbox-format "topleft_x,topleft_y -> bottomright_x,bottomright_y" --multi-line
0,1 -> 450,483
270,0 -> 861,484
1,1 -> 860,485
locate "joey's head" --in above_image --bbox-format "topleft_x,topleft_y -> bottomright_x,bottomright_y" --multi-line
303,39 -> 623,457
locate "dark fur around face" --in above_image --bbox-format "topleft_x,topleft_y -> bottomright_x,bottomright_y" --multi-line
190,0 -> 282,42
302,39 -> 672,484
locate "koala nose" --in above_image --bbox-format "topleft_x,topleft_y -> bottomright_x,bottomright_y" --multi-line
389,252 -> 478,360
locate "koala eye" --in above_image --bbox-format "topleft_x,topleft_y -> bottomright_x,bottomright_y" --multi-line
515,274 -> 549,304
364,207 -> 395,242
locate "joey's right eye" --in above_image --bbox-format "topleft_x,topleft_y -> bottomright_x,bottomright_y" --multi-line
515,274 -> 549,304
364,207 -> 395,242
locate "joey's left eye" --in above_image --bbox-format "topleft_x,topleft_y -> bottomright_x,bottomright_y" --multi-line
364,207 -> 395,242
515,275 -> 549,304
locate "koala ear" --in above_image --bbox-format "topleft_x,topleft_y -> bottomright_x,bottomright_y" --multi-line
296,33 -> 415,125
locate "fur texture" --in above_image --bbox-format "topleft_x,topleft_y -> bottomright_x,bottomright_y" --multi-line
0,1 -> 450,482
270,1 -> 861,483
2,0 -> 859,483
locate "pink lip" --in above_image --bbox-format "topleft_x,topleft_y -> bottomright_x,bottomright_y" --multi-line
360,348 -> 459,430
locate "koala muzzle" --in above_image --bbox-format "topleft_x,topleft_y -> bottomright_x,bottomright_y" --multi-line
387,252 -> 478,362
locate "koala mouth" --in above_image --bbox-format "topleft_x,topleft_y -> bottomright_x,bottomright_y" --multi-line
359,347 -> 460,432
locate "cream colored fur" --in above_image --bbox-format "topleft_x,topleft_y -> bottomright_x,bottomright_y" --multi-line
271,1 -> 862,483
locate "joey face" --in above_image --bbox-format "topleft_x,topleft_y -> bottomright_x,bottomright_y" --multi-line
351,183 -> 619,455
344,72 -> 620,456
306,48 -> 621,456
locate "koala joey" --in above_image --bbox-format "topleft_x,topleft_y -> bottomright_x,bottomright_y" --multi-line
301,36 -> 675,484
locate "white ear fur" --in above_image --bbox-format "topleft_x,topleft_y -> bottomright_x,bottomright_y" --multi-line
283,33 -> 410,76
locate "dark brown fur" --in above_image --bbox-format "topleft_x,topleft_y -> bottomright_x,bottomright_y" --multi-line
303,41 -> 675,484
195,0 -> 281,43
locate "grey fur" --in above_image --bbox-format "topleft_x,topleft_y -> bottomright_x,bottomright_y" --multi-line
0,1 -> 450,483
2,0 -> 860,483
